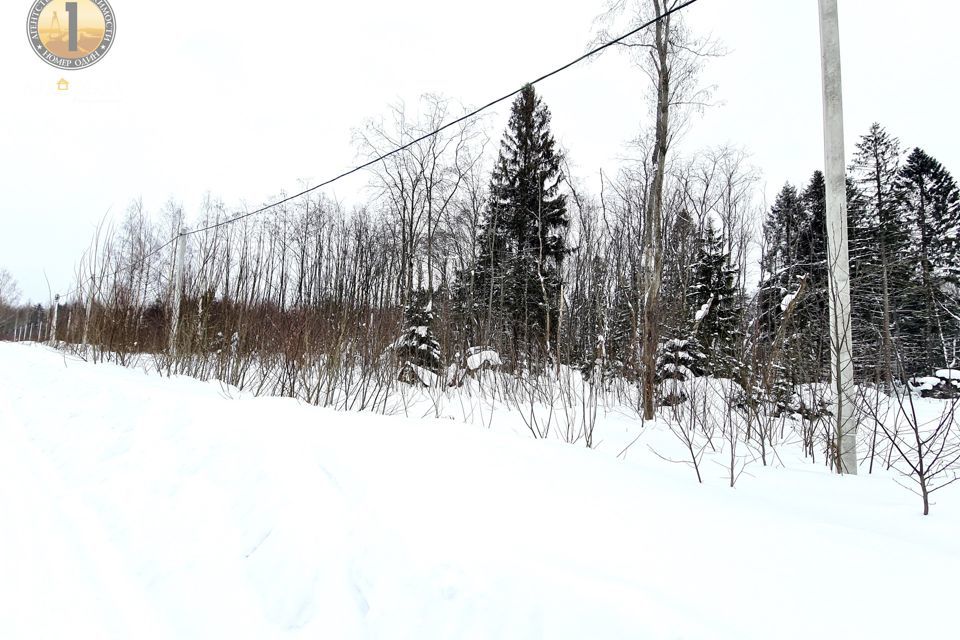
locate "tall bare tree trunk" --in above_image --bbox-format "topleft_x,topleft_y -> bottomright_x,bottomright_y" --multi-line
641,1 -> 671,421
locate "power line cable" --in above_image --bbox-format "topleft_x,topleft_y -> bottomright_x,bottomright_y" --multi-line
59,0 -> 701,300
187,0 -> 701,236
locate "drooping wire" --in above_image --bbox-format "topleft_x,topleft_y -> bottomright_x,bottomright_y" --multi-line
59,0 -> 702,301
186,0 -> 701,236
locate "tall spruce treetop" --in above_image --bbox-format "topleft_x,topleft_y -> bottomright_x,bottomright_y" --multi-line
761,183 -> 804,279
800,171 -> 828,279
895,148 -> 960,372
852,123 -> 908,258
475,84 -> 568,356
757,183 -> 805,344
756,172 -> 836,386
897,148 -> 960,285
850,123 -> 909,382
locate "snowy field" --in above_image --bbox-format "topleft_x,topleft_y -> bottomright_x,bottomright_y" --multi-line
0,342 -> 957,639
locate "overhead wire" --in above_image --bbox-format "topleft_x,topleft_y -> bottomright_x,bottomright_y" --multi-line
186,0 -> 701,236
58,0 -> 701,301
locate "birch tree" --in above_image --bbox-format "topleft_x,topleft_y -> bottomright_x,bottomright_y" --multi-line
595,0 -> 719,419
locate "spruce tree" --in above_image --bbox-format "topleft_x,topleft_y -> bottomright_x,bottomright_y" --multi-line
605,279 -> 638,379
850,123 -> 909,385
754,174 -> 833,408
656,336 -> 705,405
393,289 -> 441,383
760,183 -> 805,282
794,171 -> 830,380
756,184 -> 806,360
661,207 -> 700,334
473,84 -> 568,365
757,173 -> 869,387
844,176 -> 885,379
689,220 -> 743,378
31,303 -> 44,326
658,208 -> 708,396
895,148 -> 960,372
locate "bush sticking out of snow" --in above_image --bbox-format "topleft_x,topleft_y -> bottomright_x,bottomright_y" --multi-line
911,369 -> 960,398
466,348 -> 502,372
397,361 -> 438,387
931,369 -> 959,398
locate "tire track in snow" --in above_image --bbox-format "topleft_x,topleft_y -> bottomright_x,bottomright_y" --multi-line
0,390 -> 173,639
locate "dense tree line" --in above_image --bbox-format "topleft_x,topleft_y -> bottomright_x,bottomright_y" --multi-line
8,91 -> 957,429
0,269 -> 23,339
17,94 -> 950,419
758,124 -> 960,397
5,1 -> 954,433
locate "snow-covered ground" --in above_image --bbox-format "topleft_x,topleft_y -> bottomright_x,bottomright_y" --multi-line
0,342 -> 957,639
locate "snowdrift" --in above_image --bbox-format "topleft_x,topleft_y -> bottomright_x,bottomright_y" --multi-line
0,342 -> 957,639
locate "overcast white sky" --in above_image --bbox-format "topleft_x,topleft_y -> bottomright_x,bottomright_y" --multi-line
1,0 -> 956,302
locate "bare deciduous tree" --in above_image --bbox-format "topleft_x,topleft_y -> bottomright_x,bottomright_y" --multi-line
595,0 -> 721,420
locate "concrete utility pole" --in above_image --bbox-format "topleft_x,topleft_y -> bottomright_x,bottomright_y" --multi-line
49,294 -> 60,344
169,229 -> 187,357
818,0 -> 858,474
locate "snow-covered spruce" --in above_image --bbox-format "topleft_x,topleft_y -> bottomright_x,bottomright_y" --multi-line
391,290 -> 441,386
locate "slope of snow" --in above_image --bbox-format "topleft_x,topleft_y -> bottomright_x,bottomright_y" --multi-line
0,342 -> 957,639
